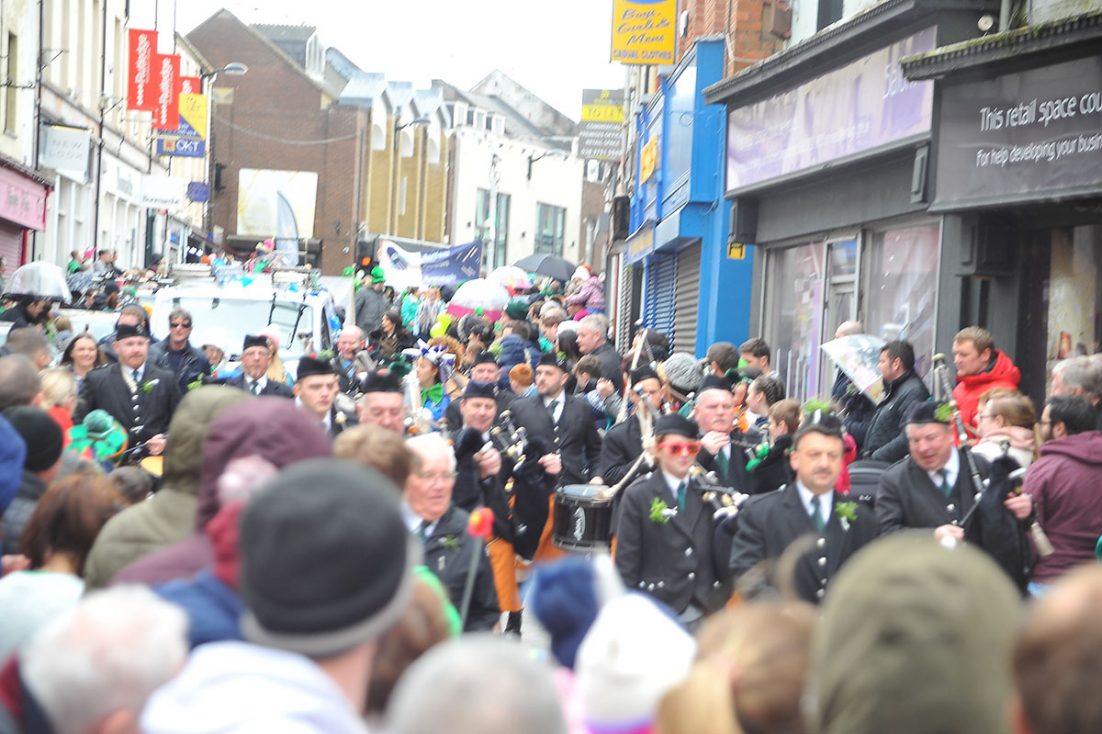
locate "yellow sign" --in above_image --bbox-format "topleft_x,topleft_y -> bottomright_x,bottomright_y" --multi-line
727,242 -> 747,260
581,103 -> 624,123
610,0 -> 677,66
179,93 -> 208,139
627,225 -> 654,260
640,137 -> 659,182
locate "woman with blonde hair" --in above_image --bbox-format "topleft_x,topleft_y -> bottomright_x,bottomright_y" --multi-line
972,389 -> 1038,467
256,326 -> 291,385
40,367 -> 78,439
657,602 -> 816,734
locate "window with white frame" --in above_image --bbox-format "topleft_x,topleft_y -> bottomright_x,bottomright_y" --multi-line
534,203 -> 565,256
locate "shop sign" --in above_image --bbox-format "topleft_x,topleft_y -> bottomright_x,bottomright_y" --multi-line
726,27 -> 935,192
625,221 -> 655,265
640,136 -> 660,182
934,55 -> 1102,209
187,182 -> 210,203
0,166 -> 48,231
156,92 -> 208,158
141,176 -> 187,209
40,124 -> 90,181
610,0 -> 677,66
579,89 -> 624,161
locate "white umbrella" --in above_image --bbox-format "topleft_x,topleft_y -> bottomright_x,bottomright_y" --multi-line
446,279 -> 510,321
4,262 -> 72,302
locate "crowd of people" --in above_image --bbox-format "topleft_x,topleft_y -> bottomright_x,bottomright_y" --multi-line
0,263 -> 1101,734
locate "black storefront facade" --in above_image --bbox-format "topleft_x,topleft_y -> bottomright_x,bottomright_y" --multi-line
705,0 -> 999,403
904,12 -> 1102,400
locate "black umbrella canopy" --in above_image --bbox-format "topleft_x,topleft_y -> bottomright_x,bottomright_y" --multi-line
513,254 -> 576,283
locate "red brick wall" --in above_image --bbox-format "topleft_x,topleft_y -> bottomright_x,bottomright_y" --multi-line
677,0 -> 783,74
187,13 -> 360,274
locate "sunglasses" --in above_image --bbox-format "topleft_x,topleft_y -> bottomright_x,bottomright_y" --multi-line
170,322 -> 192,329
660,440 -> 701,457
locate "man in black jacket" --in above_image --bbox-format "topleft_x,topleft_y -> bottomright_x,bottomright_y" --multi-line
76,322 -> 180,455
508,353 -> 602,487
614,413 -> 732,624
293,356 -> 357,438
876,401 -> 1032,542
222,335 -> 293,398
594,365 -> 665,488
692,375 -> 753,493
730,412 -> 879,603
576,314 -> 624,395
405,432 -> 500,631
148,308 -> 211,394
861,340 -> 929,463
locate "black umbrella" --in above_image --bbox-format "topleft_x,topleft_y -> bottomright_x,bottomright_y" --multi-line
513,254 -> 576,283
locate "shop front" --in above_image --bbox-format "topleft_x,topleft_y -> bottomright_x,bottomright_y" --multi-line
706,2 -> 994,402
904,16 -> 1102,400
625,39 -> 751,357
0,160 -> 51,270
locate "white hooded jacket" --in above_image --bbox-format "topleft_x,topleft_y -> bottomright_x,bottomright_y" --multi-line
140,641 -> 369,734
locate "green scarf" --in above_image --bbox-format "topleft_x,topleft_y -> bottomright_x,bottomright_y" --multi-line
421,382 -> 444,406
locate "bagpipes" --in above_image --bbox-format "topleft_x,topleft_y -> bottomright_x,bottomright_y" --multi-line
931,354 -> 1050,592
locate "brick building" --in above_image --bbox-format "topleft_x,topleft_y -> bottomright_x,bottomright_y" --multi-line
187,10 -> 364,274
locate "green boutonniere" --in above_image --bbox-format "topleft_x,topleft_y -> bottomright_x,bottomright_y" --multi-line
440,535 -> 461,551
186,378 -> 204,392
835,501 -> 858,530
141,378 -> 160,394
649,497 -> 676,524
934,402 -> 954,424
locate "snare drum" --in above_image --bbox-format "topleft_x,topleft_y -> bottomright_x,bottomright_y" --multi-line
553,484 -> 614,551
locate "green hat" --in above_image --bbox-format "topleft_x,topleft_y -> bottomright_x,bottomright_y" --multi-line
504,299 -> 529,321
67,409 -> 129,463
370,266 -> 386,284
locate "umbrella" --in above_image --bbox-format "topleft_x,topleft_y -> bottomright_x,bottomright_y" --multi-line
513,253 -> 575,283
487,265 -> 532,293
4,262 -> 72,302
820,334 -> 887,405
446,279 -> 510,322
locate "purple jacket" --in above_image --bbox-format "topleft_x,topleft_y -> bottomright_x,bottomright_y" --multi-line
111,398 -> 331,587
1024,431 -> 1102,583
566,276 -> 605,312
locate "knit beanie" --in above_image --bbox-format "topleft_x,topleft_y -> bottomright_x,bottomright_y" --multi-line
530,555 -> 623,670
808,532 -> 1022,734
661,353 -> 704,395
239,459 -> 419,658
0,416 -> 27,512
575,594 -> 696,732
3,407 -> 62,474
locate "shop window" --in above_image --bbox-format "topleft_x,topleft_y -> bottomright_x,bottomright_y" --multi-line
864,222 -> 940,377
764,241 -> 825,403
1046,225 -> 1102,363
476,189 -> 510,270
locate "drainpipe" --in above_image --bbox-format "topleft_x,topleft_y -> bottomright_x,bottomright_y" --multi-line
999,0 -> 1012,31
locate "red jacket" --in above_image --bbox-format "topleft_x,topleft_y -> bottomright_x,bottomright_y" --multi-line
952,350 -> 1020,429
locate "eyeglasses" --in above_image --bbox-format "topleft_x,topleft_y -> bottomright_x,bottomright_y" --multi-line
660,440 -> 701,457
416,471 -> 455,484
169,322 -> 192,329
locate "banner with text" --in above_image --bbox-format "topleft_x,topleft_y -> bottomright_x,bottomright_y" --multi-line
726,27 -> 935,192
934,55 -> 1102,209
156,92 -> 208,157
152,54 -> 180,130
127,29 -> 157,111
579,89 -> 624,161
610,0 -> 676,66
377,240 -> 483,290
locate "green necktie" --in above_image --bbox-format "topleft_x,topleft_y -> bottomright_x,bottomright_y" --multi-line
938,469 -> 952,497
676,481 -> 687,513
716,446 -> 729,476
810,495 -> 825,531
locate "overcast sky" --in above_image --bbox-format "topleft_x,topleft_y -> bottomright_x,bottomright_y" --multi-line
172,0 -> 627,121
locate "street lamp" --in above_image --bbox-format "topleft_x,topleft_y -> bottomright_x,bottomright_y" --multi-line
200,62 -> 248,261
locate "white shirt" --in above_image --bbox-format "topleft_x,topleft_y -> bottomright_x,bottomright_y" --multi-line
543,392 -> 565,424
927,449 -> 960,490
245,375 -> 268,394
662,469 -> 690,505
127,362 -> 146,383
294,397 -> 331,431
796,480 -> 834,528
401,500 -> 437,537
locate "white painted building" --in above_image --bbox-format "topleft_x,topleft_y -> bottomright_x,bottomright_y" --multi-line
439,76 -> 584,273
33,0 -> 210,270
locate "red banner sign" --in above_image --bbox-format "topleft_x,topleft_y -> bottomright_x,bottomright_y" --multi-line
178,76 -> 201,96
127,29 -> 157,111
152,54 -> 181,130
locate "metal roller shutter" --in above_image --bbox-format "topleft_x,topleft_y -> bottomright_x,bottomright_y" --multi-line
0,222 -> 23,271
644,252 -> 676,344
673,242 -> 701,355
